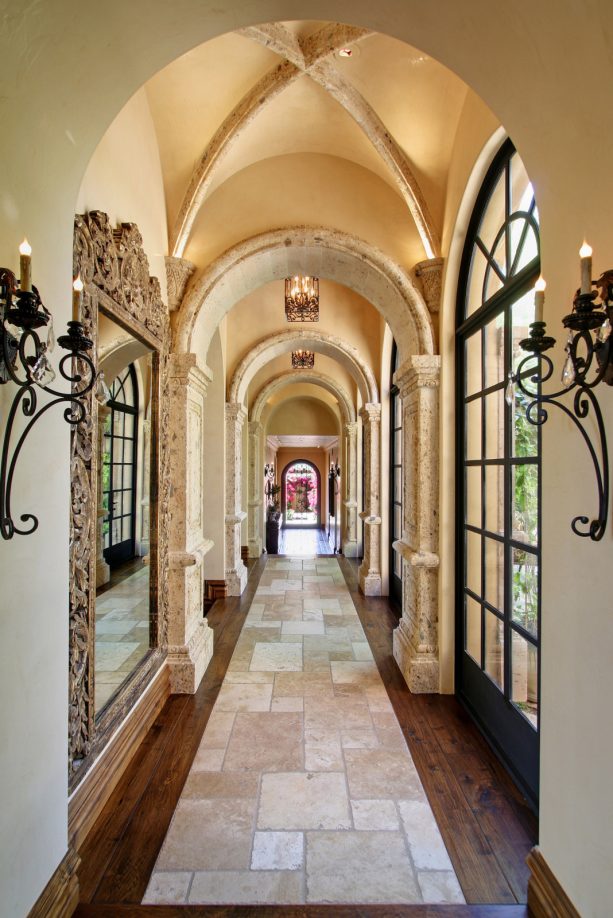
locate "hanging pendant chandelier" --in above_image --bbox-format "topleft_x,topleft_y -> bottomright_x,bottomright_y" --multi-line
285,276 -> 319,322
291,349 -> 315,369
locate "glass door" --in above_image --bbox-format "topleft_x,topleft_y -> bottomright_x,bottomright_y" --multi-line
102,364 -> 139,567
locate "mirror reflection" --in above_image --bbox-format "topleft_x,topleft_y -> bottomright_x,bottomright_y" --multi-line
94,312 -> 155,715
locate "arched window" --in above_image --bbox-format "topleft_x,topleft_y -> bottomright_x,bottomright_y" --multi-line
389,340 -> 402,611
102,364 -> 139,567
456,139 -> 541,806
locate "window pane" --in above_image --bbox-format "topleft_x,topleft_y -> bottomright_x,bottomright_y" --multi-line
484,311 -> 505,389
394,504 -> 402,540
513,394 -> 538,457
484,389 -> 504,458
465,330 -> 482,396
393,550 -> 402,578
465,465 -> 481,529
465,595 -> 481,664
466,249 -> 487,318
484,610 -> 504,689
113,411 -> 124,436
124,413 -> 135,439
112,464 -> 122,490
394,466 -> 402,503
465,529 -> 481,596
394,396 -> 402,429
484,464 -> 504,535
465,398 -> 481,459
484,537 -> 504,610
511,289 -> 536,373
394,428 -> 402,460
478,170 -> 506,253
511,631 -> 538,729
512,463 -> 538,545
512,547 -> 538,637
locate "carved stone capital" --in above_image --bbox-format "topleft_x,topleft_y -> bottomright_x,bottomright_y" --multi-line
344,421 -> 358,439
226,402 -> 247,427
248,420 -> 263,437
394,355 -> 441,397
359,403 -> 382,425
414,257 -> 444,313
165,256 -> 195,312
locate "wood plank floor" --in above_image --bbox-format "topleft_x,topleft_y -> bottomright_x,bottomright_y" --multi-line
76,554 -> 536,917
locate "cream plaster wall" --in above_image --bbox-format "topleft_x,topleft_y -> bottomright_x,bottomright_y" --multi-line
267,396 -> 339,436
202,329 -> 226,579
2,3 -> 613,914
76,88 -> 169,300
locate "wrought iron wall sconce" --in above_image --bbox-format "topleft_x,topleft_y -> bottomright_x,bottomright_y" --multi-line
509,244 -> 613,541
0,241 -> 97,540
264,462 -> 275,499
329,462 -> 341,480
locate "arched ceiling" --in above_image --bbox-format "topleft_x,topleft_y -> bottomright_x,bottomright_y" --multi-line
145,21 -> 471,264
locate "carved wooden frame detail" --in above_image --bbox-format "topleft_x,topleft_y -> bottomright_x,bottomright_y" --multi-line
69,211 -> 170,789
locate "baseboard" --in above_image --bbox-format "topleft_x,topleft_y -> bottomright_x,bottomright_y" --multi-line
27,847 -> 79,918
203,578 -> 228,614
68,664 -> 170,851
527,846 -> 580,917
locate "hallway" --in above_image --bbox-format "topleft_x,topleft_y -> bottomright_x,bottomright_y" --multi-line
144,555 -> 463,906
276,527 -> 335,556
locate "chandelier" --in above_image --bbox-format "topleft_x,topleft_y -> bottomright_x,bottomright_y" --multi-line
291,350 -> 315,369
285,276 -> 319,322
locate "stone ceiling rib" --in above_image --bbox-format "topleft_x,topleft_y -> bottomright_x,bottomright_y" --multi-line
171,23 -> 439,260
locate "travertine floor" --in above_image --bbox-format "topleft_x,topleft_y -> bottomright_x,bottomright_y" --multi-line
143,556 -> 464,906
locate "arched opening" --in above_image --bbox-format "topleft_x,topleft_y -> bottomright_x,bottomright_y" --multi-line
281,460 -> 321,528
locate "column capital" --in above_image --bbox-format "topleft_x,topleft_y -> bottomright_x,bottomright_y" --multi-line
248,420 -> 263,436
359,403 -> 382,424
344,421 -> 358,438
414,256 -> 444,314
168,352 -> 213,393
226,401 -> 247,426
165,255 -> 195,312
394,355 -> 441,396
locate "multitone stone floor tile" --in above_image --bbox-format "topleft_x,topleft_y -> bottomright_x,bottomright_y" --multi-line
144,555 -> 465,906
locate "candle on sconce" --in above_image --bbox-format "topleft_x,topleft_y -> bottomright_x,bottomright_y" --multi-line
19,239 -> 32,292
534,276 -> 546,323
580,241 -> 593,295
72,276 -> 84,322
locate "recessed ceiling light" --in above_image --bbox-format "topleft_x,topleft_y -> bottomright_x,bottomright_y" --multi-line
338,46 -> 359,59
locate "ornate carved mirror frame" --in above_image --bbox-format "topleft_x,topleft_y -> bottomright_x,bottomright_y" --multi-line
69,211 -> 170,790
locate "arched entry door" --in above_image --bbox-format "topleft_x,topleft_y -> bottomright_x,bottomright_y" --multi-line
281,461 -> 320,528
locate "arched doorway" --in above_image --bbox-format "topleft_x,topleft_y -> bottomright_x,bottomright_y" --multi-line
281,460 -> 321,528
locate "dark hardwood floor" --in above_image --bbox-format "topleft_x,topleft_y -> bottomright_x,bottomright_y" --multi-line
75,553 -> 536,917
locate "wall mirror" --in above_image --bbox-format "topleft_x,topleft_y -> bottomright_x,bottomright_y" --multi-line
94,312 -> 157,715
69,211 -> 170,790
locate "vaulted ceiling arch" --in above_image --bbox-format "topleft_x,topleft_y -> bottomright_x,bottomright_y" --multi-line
176,225 -> 434,360
229,329 -> 378,407
251,370 -> 356,425
170,22 -> 438,259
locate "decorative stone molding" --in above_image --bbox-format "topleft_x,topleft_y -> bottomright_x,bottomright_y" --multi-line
69,211 -> 170,786
175,226 -> 434,361
225,403 -> 248,595
95,405 -> 111,589
414,257 -> 444,313
392,356 -> 441,694
248,420 -> 264,558
165,255 -> 195,312
358,403 -> 382,595
342,420 -> 359,558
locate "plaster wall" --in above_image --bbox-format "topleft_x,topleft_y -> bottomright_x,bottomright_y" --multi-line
267,397 -> 338,436
2,2 -> 613,914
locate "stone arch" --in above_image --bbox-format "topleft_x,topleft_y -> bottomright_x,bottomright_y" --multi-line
229,328 -> 378,407
176,226 -> 434,361
251,370 -> 356,426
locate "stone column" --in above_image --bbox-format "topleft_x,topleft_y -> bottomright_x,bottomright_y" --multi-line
139,418 -> 151,558
166,353 -> 214,694
225,402 -> 248,595
248,420 -> 263,558
342,421 -> 359,558
358,404 -> 382,595
96,404 -> 111,588
392,355 -> 441,693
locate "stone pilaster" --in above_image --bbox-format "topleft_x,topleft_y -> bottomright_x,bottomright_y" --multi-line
165,256 -> 195,312
248,420 -> 263,558
414,257 -> 444,314
167,352 -> 214,693
96,405 -> 111,588
343,421 -> 359,558
225,402 -> 248,595
392,355 -> 441,693
358,404 -> 382,595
